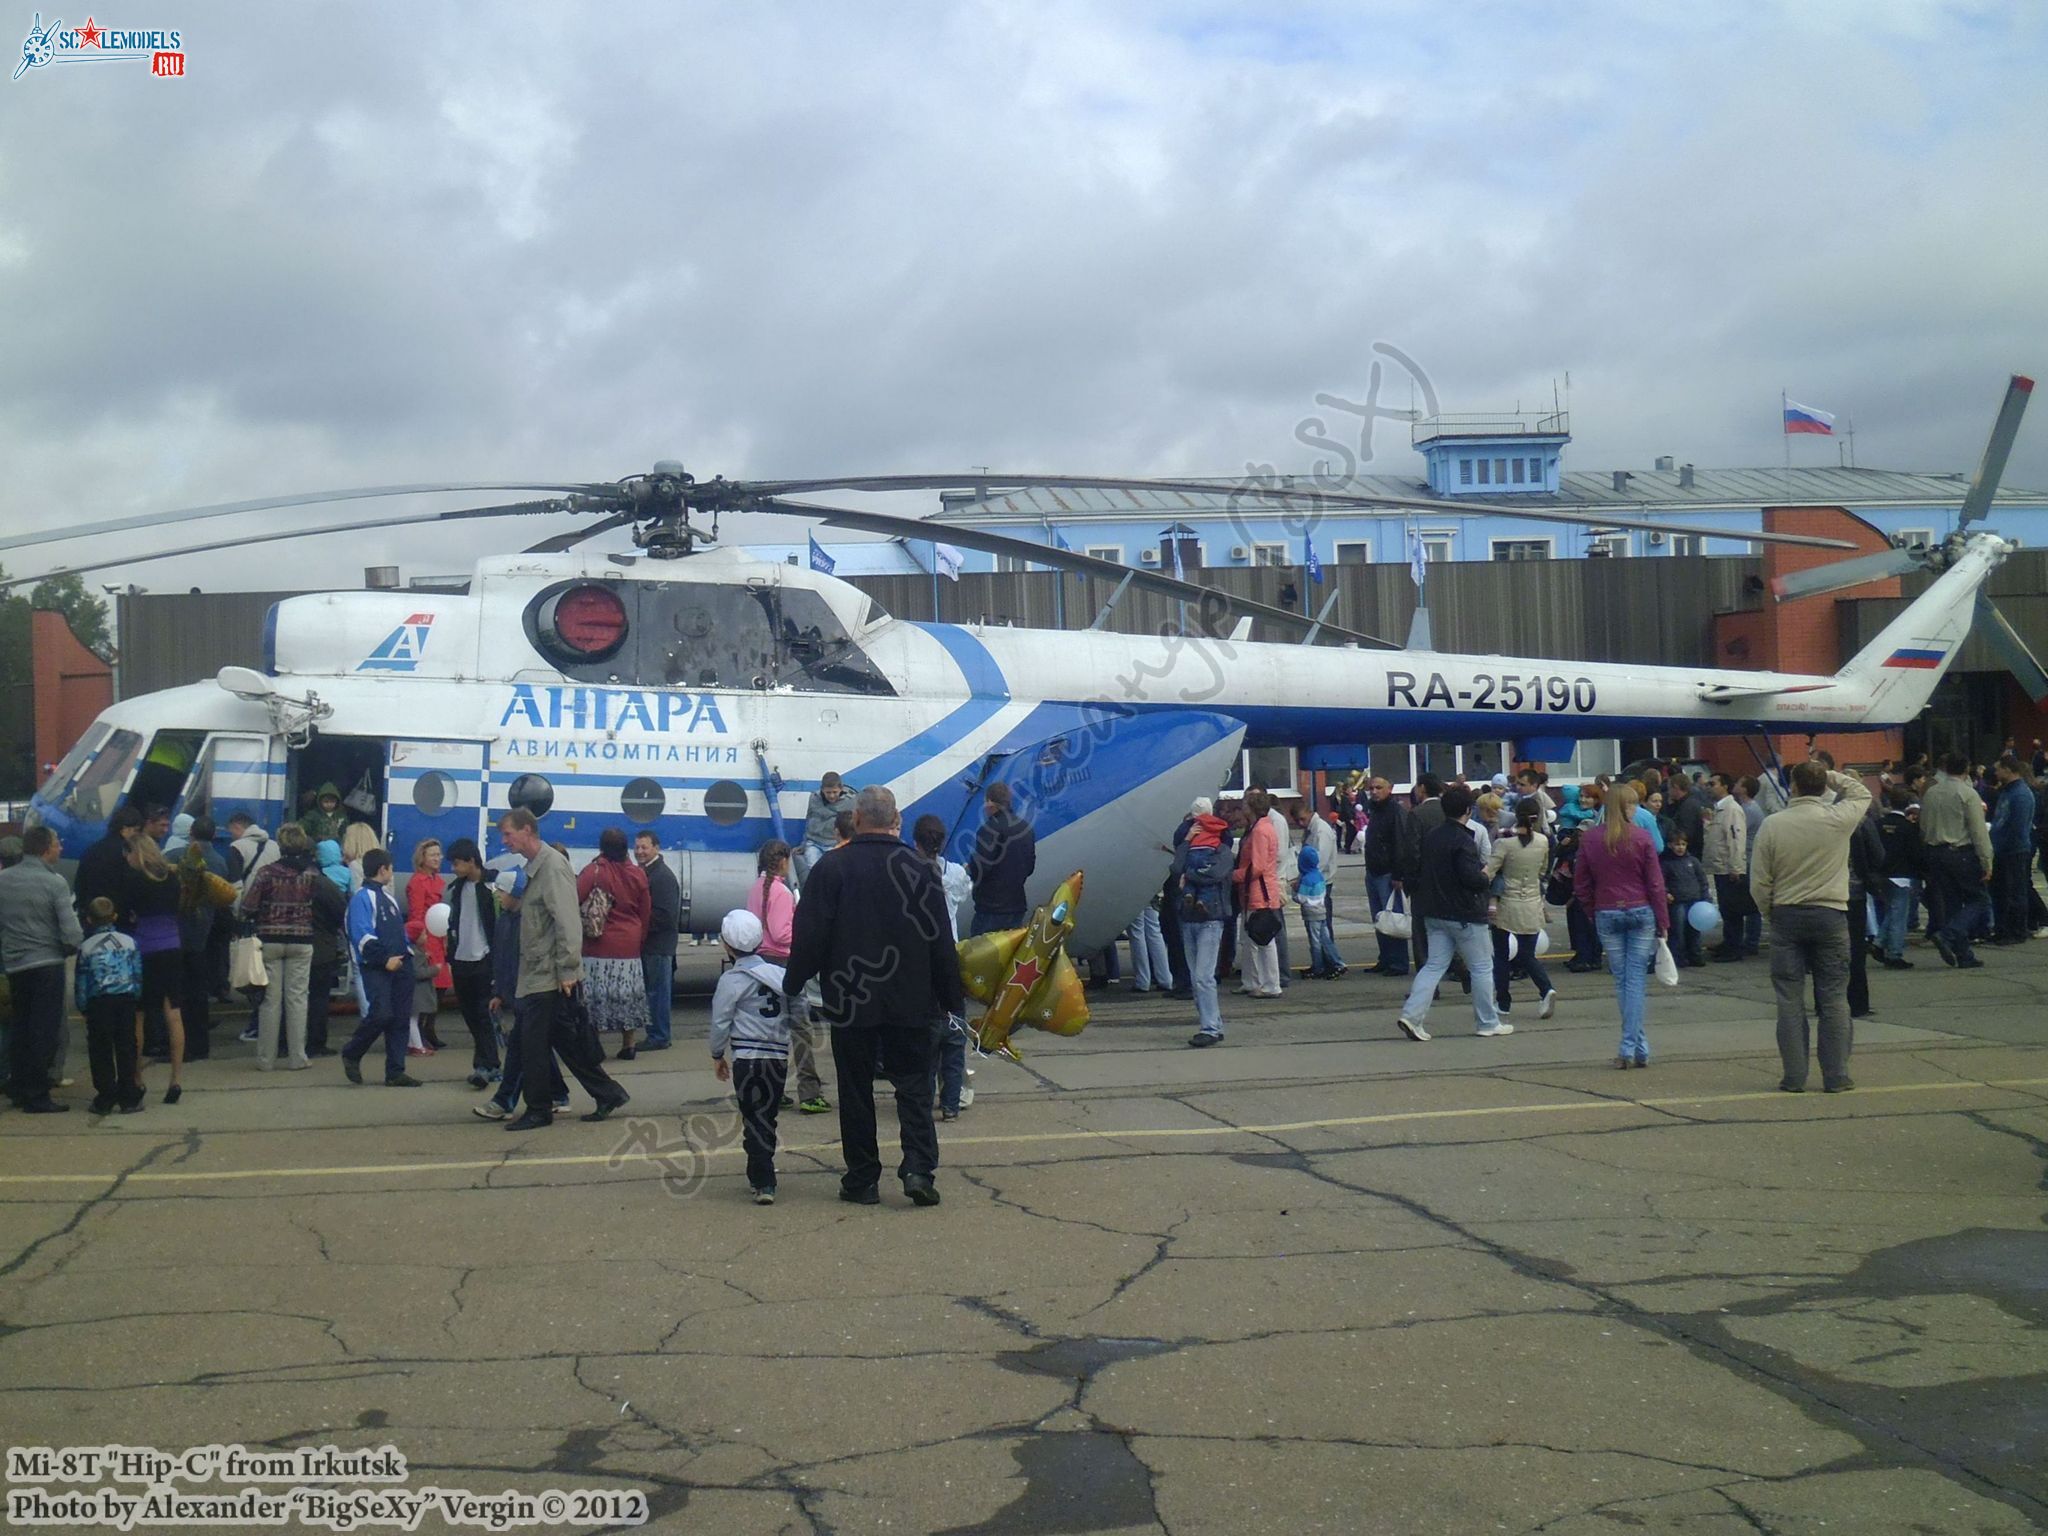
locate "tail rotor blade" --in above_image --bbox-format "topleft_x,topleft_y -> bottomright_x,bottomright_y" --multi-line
1976,594 -> 2048,704
1959,374 -> 2035,527
1771,547 -> 1922,602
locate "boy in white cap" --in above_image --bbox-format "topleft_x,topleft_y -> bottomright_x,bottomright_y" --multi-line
710,909 -> 792,1204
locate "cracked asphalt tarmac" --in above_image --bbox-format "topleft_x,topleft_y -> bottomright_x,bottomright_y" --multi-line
3,907 -> 2046,1535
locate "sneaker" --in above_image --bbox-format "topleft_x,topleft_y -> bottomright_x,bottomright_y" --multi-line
798,1096 -> 832,1115
1823,1077 -> 1855,1093
472,1101 -> 510,1120
1396,1016 -> 1430,1043
753,1187 -> 776,1205
1475,1022 -> 1514,1038
1187,1030 -> 1222,1048
239,1026 -> 259,1043
941,1108 -> 959,1120
466,1072 -> 489,1089
1539,990 -> 1557,1020
384,1074 -> 422,1087
959,1087 -> 973,1108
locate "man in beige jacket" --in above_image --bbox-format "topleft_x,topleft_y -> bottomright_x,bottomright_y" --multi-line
497,810 -> 628,1131
1750,762 -> 1871,1094
1702,773 -> 1753,962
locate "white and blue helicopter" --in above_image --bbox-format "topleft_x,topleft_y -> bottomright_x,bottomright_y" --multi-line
5,376 -> 2037,948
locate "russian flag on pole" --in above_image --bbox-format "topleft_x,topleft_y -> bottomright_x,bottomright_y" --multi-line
1783,399 -> 1836,436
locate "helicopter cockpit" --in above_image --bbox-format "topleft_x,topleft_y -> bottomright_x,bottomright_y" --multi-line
523,575 -> 895,696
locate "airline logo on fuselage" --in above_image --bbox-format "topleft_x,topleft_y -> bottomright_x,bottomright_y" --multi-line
358,614 -> 435,672
498,683 -> 729,734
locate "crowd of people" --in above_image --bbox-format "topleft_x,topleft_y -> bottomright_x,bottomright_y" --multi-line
5,744 -> 2045,1204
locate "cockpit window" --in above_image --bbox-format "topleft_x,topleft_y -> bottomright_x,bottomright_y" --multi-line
525,580 -> 894,697
39,725 -> 109,808
61,727 -> 142,822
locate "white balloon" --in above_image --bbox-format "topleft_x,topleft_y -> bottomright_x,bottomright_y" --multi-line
425,901 -> 452,938
1532,929 -> 1552,957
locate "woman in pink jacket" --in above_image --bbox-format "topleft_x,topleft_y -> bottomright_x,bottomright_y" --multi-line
744,839 -> 826,1112
1232,790 -> 1285,999
1574,783 -> 1669,1069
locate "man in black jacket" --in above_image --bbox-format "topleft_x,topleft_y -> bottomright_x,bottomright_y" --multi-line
73,804 -> 143,918
634,829 -> 680,1051
785,786 -> 965,1208
1362,777 -> 1409,975
1395,785 -> 1510,1043
967,782 -> 1036,936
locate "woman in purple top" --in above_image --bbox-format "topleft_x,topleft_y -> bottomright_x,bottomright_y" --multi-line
1574,784 -> 1669,1069
124,835 -> 189,1103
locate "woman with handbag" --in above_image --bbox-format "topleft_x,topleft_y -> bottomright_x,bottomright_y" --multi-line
404,839 -> 452,1053
1232,789 -> 1284,1000
577,826 -> 651,1060
1574,783 -> 1669,1069
241,824 -> 321,1071
1487,800 -> 1558,1020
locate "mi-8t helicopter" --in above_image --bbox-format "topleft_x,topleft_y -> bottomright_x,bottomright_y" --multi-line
6,376 -> 2036,949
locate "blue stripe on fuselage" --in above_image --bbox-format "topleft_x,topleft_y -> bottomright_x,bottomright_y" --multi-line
838,622 -> 1011,787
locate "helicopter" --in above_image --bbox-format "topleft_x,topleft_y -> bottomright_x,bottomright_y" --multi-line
6,375 -> 2037,950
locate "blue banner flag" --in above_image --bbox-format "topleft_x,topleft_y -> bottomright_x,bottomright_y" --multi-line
808,533 -> 836,575
1304,532 -> 1323,585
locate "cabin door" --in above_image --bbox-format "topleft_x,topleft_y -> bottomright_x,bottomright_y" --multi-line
383,739 -> 488,873
178,732 -> 287,833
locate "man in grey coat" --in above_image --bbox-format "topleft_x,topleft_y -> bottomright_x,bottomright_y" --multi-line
1,827 -> 85,1112
496,810 -> 628,1131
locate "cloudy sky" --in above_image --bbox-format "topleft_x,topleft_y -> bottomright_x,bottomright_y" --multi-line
1,0 -> 2044,593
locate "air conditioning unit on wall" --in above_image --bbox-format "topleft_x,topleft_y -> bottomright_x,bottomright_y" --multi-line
1140,550 -> 1161,565
1230,545 -> 1250,560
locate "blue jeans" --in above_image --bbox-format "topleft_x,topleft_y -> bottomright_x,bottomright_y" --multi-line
1879,880 -> 1917,960
1301,907 -> 1342,975
1129,906 -> 1171,989
1367,873 -> 1408,970
1185,921 -> 1225,1037
1595,906 -> 1657,1062
641,951 -> 674,1047
1400,919 -> 1501,1032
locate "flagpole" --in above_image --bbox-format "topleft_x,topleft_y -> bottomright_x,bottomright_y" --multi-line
931,541 -> 940,622
1781,388 -> 1791,507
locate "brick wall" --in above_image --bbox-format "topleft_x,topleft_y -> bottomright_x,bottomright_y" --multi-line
31,609 -> 113,783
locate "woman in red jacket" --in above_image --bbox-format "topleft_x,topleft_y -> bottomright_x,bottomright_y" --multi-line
405,838 -> 452,1053
1574,784 -> 1669,1069
578,826 -> 652,1060
1232,790 -> 1284,999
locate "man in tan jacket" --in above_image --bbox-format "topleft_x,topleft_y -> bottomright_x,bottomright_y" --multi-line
1702,773 -> 1753,963
497,810 -> 628,1131
1750,762 -> 1872,1094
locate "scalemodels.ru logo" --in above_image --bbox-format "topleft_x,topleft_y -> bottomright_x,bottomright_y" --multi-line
13,12 -> 186,80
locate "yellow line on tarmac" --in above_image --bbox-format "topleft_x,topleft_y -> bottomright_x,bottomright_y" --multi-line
1,1075 -> 2044,1190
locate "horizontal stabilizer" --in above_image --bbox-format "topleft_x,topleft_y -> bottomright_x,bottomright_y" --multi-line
1696,681 -> 1834,703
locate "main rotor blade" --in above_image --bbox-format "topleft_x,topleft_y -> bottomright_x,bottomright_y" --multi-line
1771,547 -> 1924,602
0,498 -> 588,592
0,481 -> 618,558
525,510 -> 639,554
755,496 -> 1401,649
1959,373 -> 2035,527
736,473 -> 1859,549
1976,594 -> 2048,704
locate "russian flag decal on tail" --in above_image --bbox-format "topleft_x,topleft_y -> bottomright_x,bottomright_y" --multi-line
1881,647 -> 1944,670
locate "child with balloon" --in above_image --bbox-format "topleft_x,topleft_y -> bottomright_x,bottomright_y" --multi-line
1486,799 -> 1558,1019
1658,833 -> 1712,967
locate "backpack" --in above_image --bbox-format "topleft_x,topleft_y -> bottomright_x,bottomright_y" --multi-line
580,881 -> 613,940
